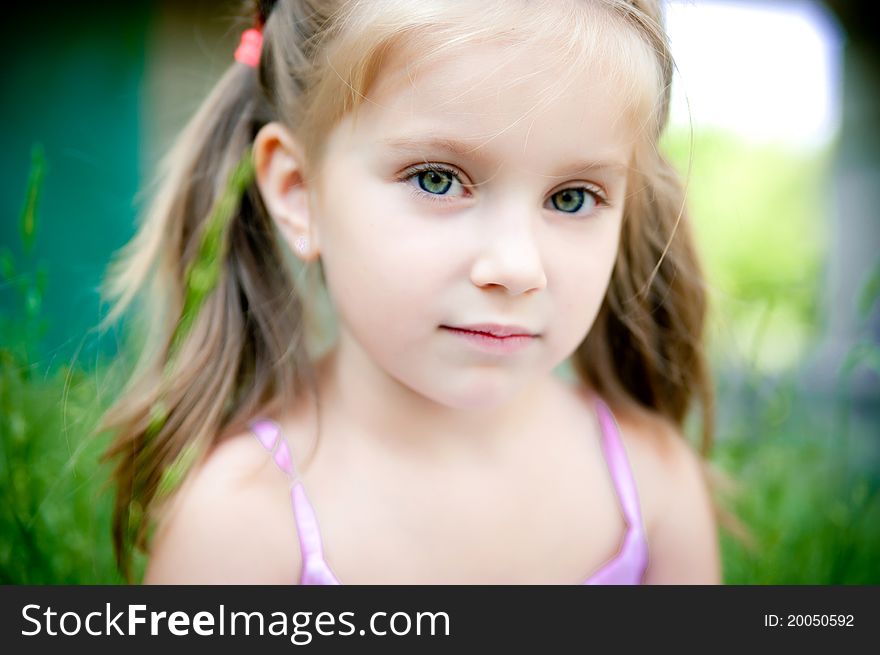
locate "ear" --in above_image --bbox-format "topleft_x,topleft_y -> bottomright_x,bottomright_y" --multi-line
253,122 -> 320,261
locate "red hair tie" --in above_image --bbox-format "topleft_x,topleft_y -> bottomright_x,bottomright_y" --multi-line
235,27 -> 263,68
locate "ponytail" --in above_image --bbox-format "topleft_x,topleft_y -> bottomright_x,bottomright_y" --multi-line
96,57 -> 316,579
572,145 -> 753,547
573,153 -> 713,447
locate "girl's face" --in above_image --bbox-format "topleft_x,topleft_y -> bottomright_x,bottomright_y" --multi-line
309,41 -> 637,410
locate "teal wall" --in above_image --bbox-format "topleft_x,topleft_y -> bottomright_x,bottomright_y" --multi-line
1,4 -> 151,368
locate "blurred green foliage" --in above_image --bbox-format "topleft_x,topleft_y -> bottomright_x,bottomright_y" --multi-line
720,429 -> 879,584
715,370 -> 880,584
0,355 -> 133,583
0,144 -> 142,583
661,127 -> 830,373
1,132 -> 877,584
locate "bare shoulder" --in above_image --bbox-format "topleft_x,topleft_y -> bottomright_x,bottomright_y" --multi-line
612,403 -> 722,584
143,429 -> 301,584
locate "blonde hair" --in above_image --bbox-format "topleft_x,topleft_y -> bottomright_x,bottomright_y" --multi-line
96,0 -> 751,580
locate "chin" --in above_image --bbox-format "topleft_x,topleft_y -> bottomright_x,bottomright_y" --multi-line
429,376 -> 528,412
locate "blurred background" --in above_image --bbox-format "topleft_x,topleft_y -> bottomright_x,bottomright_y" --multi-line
1,0 -> 878,583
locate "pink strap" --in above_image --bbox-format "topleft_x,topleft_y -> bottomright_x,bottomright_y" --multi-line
594,398 -> 644,531
293,483 -> 342,585
585,398 -> 649,584
248,419 -> 340,583
249,419 -> 295,476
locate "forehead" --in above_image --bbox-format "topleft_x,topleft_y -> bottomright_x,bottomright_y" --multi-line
340,46 -> 636,176
340,15 -> 657,171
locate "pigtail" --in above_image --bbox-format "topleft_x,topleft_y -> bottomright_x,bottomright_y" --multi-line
572,146 -> 753,547
94,4 -> 319,580
574,155 -> 712,448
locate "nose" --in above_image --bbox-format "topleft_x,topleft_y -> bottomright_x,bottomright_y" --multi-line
469,202 -> 547,295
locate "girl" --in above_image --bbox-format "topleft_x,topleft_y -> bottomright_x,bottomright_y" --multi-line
98,0 -> 738,584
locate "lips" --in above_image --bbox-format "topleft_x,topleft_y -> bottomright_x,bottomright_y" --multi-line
441,323 -> 538,338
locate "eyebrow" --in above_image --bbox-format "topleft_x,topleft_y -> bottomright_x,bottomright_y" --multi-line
378,136 -> 629,178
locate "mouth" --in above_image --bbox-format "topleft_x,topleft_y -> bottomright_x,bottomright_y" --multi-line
440,324 -> 537,355
439,324 -> 539,339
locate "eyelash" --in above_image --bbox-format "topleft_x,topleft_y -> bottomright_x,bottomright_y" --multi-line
399,163 -> 611,215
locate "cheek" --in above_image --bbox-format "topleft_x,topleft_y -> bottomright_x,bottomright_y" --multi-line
317,180 -> 447,342
551,224 -> 620,342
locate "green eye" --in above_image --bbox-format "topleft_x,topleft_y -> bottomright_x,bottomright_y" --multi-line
552,188 -> 589,213
418,169 -> 454,195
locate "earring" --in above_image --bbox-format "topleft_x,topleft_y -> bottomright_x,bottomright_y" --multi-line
295,236 -> 308,254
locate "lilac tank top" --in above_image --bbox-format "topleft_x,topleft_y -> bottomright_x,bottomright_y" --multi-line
248,395 -> 648,584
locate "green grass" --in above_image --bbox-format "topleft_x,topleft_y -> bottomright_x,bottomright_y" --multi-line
0,354 -> 144,583
715,377 -> 880,584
